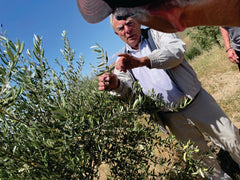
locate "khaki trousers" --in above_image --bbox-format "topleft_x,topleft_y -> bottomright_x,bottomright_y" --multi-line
160,88 -> 240,179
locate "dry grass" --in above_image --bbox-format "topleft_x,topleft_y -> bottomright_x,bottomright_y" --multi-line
177,28 -> 194,51
190,45 -> 240,128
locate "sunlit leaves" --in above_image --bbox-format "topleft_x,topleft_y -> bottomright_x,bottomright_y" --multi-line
187,26 -> 221,51
91,43 -> 111,76
0,29 -> 211,179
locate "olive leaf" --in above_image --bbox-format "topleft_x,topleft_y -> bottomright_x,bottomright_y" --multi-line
91,43 -> 111,76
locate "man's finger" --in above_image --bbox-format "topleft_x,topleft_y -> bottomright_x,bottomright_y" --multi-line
99,75 -> 107,82
117,53 -> 129,57
104,76 -> 110,81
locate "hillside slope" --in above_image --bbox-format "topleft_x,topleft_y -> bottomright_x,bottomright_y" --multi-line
189,45 -> 240,128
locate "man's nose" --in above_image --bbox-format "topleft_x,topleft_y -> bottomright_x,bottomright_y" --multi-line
124,25 -> 131,34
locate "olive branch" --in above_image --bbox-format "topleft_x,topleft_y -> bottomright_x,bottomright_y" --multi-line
91,43 -> 115,76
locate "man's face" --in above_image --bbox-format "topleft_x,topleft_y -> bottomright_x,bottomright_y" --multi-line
113,17 -> 142,49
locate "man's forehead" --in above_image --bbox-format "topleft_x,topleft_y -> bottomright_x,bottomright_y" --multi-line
114,18 -> 136,29
114,17 -> 134,24
115,18 -> 132,25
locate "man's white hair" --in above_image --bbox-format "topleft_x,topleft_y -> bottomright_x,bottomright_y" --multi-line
110,7 -> 149,31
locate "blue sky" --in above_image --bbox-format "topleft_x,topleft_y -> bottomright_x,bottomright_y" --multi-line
0,0 -> 125,77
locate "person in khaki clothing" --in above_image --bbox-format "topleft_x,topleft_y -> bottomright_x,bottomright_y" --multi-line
98,13 -> 240,179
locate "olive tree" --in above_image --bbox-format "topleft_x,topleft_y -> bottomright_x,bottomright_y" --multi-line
0,29 -> 211,179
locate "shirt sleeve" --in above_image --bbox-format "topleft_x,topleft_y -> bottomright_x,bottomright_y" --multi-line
147,29 -> 186,69
110,68 -> 134,97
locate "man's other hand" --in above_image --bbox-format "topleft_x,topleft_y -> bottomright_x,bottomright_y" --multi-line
116,53 -> 150,72
98,73 -> 119,91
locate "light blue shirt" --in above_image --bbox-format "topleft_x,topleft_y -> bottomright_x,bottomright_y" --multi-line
125,37 -> 185,105
223,27 -> 240,51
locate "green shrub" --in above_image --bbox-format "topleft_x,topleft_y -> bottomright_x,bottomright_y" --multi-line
0,30 -> 212,179
185,46 -> 202,61
187,26 -> 222,51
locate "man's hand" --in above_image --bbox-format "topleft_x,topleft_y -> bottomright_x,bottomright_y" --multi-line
116,53 -> 150,72
98,73 -> 119,91
227,49 -> 239,64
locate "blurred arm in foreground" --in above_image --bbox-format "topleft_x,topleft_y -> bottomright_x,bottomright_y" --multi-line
76,0 -> 240,33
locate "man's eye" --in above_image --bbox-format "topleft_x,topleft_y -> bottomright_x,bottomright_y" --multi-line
118,27 -> 124,31
127,22 -> 134,26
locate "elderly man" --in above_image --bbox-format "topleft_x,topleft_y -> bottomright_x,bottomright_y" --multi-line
98,13 -> 240,179
76,0 -> 240,33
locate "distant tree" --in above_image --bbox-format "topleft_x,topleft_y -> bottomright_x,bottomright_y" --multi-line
187,26 -> 222,51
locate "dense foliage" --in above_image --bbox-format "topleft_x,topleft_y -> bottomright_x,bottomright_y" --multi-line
185,46 -> 202,61
0,30 -> 211,179
187,26 -> 222,51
